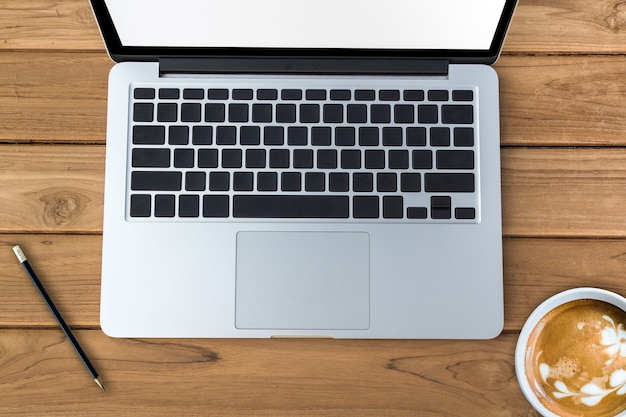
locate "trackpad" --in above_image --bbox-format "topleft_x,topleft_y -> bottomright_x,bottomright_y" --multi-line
235,232 -> 370,330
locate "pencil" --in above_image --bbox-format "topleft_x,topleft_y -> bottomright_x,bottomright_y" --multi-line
12,245 -> 106,392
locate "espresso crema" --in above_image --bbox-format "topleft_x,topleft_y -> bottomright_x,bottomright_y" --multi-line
526,299 -> 626,417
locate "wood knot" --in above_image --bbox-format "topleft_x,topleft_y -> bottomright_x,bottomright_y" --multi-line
40,191 -> 89,227
604,2 -> 626,32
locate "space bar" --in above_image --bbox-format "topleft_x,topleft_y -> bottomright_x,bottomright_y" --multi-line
233,195 -> 349,218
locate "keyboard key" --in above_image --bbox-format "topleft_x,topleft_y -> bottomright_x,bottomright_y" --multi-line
181,103 -> 201,122
208,89 -> 228,100
452,90 -> 474,101
329,173 -> 349,192
424,173 -> 475,192
229,103 -> 249,122
233,172 -> 254,191
169,126 -> 189,145
355,90 -> 375,101
276,104 -> 296,123
131,171 -> 181,191
317,149 -> 337,169
264,126 -> 284,145
281,172 -> 301,191
132,148 -> 170,168
442,105 -> 473,124
377,173 -> 397,192
130,194 -> 151,217
203,195 -> 229,217
330,90 -> 351,100
379,90 -> 400,101
353,196 -> 379,218
394,105 -> 415,124
159,88 -> 179,99
257,89 -> 278,100
407,207 -> 427,219
371,105 -> 391,123
454,127 -> 474,147
281,89 -> 302,100
300,104 -> 320,123
287,127 -> 307,145
305,89 -> 326,100
134,88 -> 155,99
133,125 -> 165,144
257,172 -> 277,191
185,172 -> 206,191
293,149 -> 313,168
179,195 -> 200,217
192,126 -> 212,145
232,89 -> 253,100
389,150 -> 409,169
436,150 -> 474,170
418,105 -> 438,124
245,149 -> 266,168
209,172 -> 230,191
216,126 -> 236,145
305,172 -> 325,191
183,88 -> 204,100
205,103 -> 225,122
428,90 -> 449,101
430,127 -> 450,146
365,150 -> 385,169
323,104 -> 343,123
383,196 -> 403,219
403,90 -> 424,101
222,149 -> 242,168
412,150 -> 433,169
234,195 -> 349,218
347,104 -> 367,123
173,148 -> 194,168
133,103 -> 153,122
400,173 -> 421,192
157,103 -> 177,122
154,195 -> 175,217
240,126 -> 261,145
406,127 -> 427,146
335,127 -> 355,146
382,127 -> 402,146
198,149 -> 218,168
269,149 -> 289,168
455,207 -> 476,219
311,127 -> 331,146
359,127 -> 379,146
353,173 -> 373,192
341,150 -> 361,169
431,196 -> 451,219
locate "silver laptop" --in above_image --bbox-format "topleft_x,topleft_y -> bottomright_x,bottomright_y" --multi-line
90,0 -> 517,338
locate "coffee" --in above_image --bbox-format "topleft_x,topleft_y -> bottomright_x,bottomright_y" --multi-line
525,299 -> 626,417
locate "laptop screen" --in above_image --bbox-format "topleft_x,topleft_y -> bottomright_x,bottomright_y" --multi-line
92,0 -> 517,63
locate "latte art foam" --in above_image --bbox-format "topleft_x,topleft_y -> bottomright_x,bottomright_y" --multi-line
526,300 -> 626,417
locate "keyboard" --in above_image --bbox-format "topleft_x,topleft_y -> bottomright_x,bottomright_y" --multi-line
127,80 -> 478,222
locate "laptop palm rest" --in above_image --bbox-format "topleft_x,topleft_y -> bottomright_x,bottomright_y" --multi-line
235,231 -> 370,330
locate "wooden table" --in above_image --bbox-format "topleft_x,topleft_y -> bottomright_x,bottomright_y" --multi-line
1,1 -> 626,415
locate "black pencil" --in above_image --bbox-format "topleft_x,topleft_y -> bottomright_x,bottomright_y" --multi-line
12,245 -> 105,392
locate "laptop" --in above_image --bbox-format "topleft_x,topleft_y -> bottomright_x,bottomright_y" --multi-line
90,0 -> 517,338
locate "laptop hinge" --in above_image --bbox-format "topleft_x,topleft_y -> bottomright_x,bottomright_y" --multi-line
158,57 -> 449,77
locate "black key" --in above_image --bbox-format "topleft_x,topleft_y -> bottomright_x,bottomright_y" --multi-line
228,103 -> 248,122
133,103 -> 153,122
203,195 -> 229,217
181,103 -> 201,122
442,105 -> 473,124
424,173 -> 475,192
353,196 -> 379,218
452,90 -> 474,101
359,127 -> 379,146
341,150 -> 361,169
412,150 -> 433,169
281,89 -> 302,100
198,149 -> 218,168
353,173 -> 373,192
222,149 -> 242,168
287,127 -> 307,146
401,173 -> 421,192
208,89 -> 228,100
329,173 -> 349,192
454,127 -> 474,147
406,127 -> 427,146
456,207 -> 476,219
169,126 -> 189,145
335,127 -> 355,146
157,103 -> 177,122
252,104 -> 272,122
154,194 -> 175,217
185,172 -> 206,191
389,150 -> 409,169
330,90 -> 351,100
347,104 -> 367,123
431,196 -> 451,219
407,207 -> 427,219
216,126 -> 236,145
132,148 -> 170,167
428,90 -> 449,101
264,126 -> 284,145
159,88 -> 179,99
306,89 -> 326,100
257,172 -> 277,191
183,89 -> 204,100
323,104 -> 343,123
311,127 -> 331,146
281,172 -> 301,191
234,195 -> 349,218
404,90 -> 424,101
269,149 -> 289,168
173,148 -> 194,168
394,105 -> 414,124
233,172 -> 254,191
382,127 -> 402,146
377,173 -> 397,192
245,149 -> 266,168
293,149 -> 313,168
209,172 -> 230,191
317,149 -> 337,169
430,127 -> 450,146
379,90 -> 400,101
192,126 -> 212,145
130,194 -> 151,217
131,171 -> 181,191
371,105 -> 391,123
436,150 -> 474,170
205,103 -> 226,122
257,89 -> 278,100
418,105 -> 438,123
276,104 -> 296,123
240,126 -> 261,145
305,172 -> 325,191
300,104 -> 320,123
383,196 -> 403,219
179,195 -> 200,217
365,150 -> 385,169
134,88 -> 155,99
355,90 -> 375,101
232,89 -> 253,100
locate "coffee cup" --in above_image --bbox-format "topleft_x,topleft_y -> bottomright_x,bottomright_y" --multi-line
516,288 -> 626,417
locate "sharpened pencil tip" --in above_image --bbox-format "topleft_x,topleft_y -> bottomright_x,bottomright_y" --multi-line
95,376 -> 106,392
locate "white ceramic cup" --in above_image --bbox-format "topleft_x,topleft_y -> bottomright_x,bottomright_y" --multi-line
515,287 -> 626,417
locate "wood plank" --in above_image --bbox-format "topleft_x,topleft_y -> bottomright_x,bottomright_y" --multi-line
2,53 -> 626,146
0,330 -> 531,416
2,0 -> 626,55
3,235 -> 626,333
